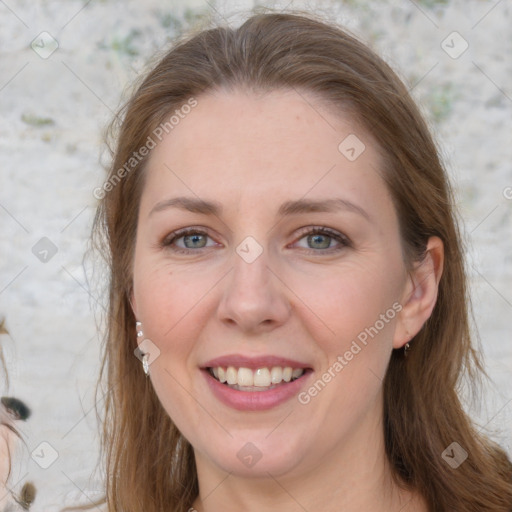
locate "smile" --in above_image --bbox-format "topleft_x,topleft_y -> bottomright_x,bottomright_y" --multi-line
201,356 -> 313,410
208,366 -> 305,391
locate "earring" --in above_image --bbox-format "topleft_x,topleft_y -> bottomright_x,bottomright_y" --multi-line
404,341 -> 411,357
142,353 -> 150,376
136,321 -> 143,338
135,321 -> 150,376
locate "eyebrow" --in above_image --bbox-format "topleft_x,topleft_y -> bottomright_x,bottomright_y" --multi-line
278,198 -> 371,221
149,196 -> 222,217
149,196 -> 371,222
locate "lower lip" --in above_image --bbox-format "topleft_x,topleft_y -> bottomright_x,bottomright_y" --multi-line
202,369 -> 312,411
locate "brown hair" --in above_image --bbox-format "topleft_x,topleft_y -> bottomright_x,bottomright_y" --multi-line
90,10 -> 512,512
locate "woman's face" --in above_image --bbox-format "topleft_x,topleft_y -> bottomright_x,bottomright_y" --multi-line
131,88 -> 411,479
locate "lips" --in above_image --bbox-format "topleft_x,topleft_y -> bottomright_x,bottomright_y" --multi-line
202,354 -> 311,370
200,354 -> 313,411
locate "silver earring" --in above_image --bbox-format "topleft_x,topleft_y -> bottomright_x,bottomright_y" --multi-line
136,321 -> 144,338
404,341 -> 411,357
136,321 -> 150,376
142,353 -> 150,376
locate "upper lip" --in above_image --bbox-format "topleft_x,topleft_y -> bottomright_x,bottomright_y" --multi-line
201,354 -> 312,370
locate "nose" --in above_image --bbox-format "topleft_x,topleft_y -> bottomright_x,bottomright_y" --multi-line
216,246 -> 291,334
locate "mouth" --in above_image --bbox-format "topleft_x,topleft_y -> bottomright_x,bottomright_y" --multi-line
200,355 -> 314,410
205,365 -> 311,392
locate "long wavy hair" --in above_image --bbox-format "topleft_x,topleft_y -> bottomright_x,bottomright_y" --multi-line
89,10 -> 512,512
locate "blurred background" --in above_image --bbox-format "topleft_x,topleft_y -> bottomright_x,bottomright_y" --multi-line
0,0 -> 511,509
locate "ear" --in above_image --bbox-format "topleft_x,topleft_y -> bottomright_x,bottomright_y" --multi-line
393,236 -> 444,349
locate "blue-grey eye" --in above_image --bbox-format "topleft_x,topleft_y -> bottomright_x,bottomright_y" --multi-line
307,233 -> 332,249
294,227 -> 349,252
181,233 -> 207,249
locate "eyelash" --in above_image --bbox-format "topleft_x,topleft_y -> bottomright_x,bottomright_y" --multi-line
160,226 -> 351,255
289,226 -> 351,255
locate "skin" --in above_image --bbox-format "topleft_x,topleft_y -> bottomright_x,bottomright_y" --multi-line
0,410 -> 17,506
0,424 -> 11,501
131,88 -> 444,512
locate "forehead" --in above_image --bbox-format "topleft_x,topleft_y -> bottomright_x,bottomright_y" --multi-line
140,88 -> 392,221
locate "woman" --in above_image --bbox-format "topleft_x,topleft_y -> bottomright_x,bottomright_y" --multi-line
91,10 -> 512,512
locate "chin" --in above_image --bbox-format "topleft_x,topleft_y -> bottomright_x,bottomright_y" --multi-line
197,432 -> 308,478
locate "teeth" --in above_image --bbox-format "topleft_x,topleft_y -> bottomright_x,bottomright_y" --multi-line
270,367 -> 282,384
210,366 -> 305,388
253,368 -> 270,387
238,367 -> 253,386
291,368 -> 303,379
217,367 -> 227,383
226,366 -> 237,385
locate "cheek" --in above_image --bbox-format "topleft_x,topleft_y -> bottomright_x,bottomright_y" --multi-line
290,259 -> 401,406
132,258 -> 218,345
132,262 -> 214,428
292,258 -> 402,348
131,258 -> 224,421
